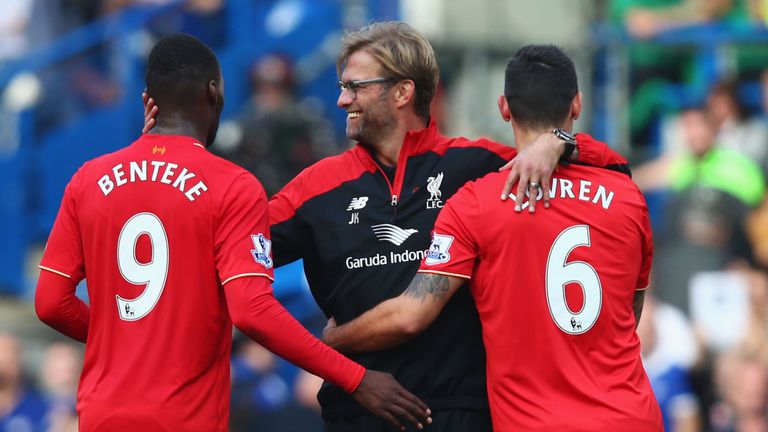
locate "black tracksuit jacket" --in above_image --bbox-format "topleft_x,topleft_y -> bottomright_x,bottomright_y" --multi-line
269,120 -> 629,420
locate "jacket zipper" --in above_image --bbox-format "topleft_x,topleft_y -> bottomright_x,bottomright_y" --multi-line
364,149 -> 409,220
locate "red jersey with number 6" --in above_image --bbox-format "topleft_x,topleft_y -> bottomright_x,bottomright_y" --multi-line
419,164 -> 661,432
39,134 -> 276,431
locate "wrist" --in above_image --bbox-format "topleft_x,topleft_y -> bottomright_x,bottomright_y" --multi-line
553,128 -> 577,163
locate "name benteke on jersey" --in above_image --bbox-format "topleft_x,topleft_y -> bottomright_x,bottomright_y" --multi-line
519,177 -> 615,210
96,160 -> 208,202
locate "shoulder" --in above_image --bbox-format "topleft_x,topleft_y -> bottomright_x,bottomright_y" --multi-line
442,135 -> 515,159
270,148 -> 370,220
447,171 -> 506,207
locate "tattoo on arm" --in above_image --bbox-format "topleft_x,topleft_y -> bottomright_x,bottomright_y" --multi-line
404,274 -> 451,304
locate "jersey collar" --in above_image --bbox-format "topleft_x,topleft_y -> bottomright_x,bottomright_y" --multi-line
139,134 -> 206,149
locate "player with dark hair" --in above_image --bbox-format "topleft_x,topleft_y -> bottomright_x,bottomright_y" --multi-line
35,33 -> 430,432
324,44 -> 663,431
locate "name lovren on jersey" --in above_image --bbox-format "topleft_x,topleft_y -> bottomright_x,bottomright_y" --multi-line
96,160 -> 208,202
524,177 -> 615,210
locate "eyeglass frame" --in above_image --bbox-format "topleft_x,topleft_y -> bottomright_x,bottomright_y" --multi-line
336,77 -> 406,99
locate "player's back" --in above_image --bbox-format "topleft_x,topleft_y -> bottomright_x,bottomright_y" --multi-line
62,134 -> 257,431
467,164 -> 661,431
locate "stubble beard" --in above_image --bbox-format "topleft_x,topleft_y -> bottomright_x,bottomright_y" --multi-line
346,98 -> 397,150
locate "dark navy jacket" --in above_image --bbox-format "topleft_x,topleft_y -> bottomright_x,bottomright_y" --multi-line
269,120 -> 629,419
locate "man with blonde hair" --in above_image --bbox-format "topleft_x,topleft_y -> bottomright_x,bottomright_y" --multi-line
142,21 -> 631,432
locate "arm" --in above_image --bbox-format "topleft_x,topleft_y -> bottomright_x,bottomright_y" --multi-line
633,289 -> 646,329
224,276 -> 431,429
35,270 -> 90,343
225,275 -> 365,392
323,273 -> 465,353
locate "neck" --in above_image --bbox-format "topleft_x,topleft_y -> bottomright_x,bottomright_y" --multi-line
512,119 -> 572,153
151,112 -> 209,145
370,114 -> 428,166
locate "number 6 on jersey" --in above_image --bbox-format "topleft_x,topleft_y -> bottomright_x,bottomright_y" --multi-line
546,225 -> 602,335
116,212 -> 169,321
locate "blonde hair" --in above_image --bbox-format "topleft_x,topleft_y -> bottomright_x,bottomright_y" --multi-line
337,21 -> 439,120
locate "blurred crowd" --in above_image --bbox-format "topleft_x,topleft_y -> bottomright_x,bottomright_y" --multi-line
615,1 -> 768,431
1,0 -> 229,134
3,0 -> 768,431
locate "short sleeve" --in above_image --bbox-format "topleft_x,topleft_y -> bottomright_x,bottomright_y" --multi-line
39,171 -> 85,283
215,173 -> 275,284
418,182 -> 480,279
636,204 -> 654,290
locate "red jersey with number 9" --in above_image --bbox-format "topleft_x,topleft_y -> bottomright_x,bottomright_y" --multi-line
39,134 -> 275,431
419,164 -> 662,432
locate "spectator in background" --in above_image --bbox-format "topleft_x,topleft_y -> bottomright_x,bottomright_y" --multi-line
229,337 -> 326,432
216,54 -> 340,196
0,333 -> 49,432
636,107 -> 764,312
0,0 -> 34,64
40,342 -> 81,432
637,293 -> 702,432
618,0 -> 741,39
610,0 -> 736,149
705,80 -> 768,168
710,350 -> 768,431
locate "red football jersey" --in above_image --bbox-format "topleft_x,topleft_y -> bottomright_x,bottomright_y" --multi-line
419,164 -> 662,431
39,135 -> 278,431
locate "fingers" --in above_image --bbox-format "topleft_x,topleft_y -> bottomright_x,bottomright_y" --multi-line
142,91 -> 149,115
142,117 -> 156,135
501,165 -> 519,201
389,401 -> 424,430
514,171 -> 529,212
143,103 -> 158,134
498,159 -> 514,172
398,388 -> 431,416
379,410 -> 405,431
527,181 -> 539,213
540,173 -> 552,209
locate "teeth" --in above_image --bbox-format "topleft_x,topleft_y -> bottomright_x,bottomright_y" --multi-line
348,112 -> 361,119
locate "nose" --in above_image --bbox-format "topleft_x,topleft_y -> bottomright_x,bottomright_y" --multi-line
337,88 -> 354,108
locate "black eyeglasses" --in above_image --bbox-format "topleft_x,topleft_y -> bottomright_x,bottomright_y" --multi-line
336,77 -> 402,99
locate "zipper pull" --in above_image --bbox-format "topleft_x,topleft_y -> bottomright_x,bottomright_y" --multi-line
391,195 -> 398,206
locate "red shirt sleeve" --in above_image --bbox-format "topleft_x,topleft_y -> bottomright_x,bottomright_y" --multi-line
214,173 -> 275,284
575,133 -> 629,169
224,276 -> 365,393
636,203 -> 654,290
39,170 -> 86,283
36,170 -> 90,342
35,270 -> 90,343
419,182 -> 480,279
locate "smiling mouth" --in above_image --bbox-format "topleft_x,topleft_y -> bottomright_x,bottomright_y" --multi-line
347,112 -> 361,119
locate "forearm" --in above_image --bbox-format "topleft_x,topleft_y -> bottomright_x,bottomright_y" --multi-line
325,274 -> 459,353
574,134 -> 631,176
35,270 -> 89,343
225,277 -> 365,393
324,297 -> 418,353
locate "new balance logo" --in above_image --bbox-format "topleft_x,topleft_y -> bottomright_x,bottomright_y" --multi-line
152,145 -> 166,155
372,224 -> 418,246
347,197 -> 369,211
